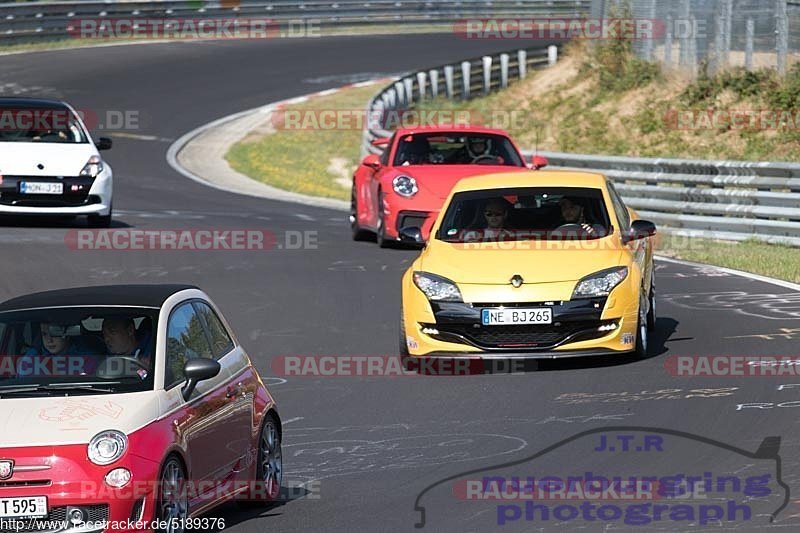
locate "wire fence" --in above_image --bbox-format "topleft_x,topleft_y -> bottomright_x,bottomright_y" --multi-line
593,0 -> 798,75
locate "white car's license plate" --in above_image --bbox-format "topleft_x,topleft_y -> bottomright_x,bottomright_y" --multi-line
20,182 -> 63,195
0,496 -> 47,518
481,308 -> 553,325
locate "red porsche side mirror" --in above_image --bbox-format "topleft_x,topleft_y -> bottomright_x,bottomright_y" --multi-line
362,154 -> 382,170
530,155 -> 548,170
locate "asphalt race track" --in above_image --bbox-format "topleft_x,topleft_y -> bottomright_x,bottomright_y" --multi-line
3,35 -> 800,532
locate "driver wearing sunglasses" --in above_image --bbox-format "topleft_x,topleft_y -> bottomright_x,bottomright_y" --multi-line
462,198 -> 515,242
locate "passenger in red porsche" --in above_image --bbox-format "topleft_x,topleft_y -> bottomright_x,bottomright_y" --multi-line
101,316 -> 152,366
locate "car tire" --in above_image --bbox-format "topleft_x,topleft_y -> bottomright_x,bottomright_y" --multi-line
238,414 -> 283,507
376,190 -> 393,249
350,186 -> 371,241
646,271 -> 657,332
88,205 -> 112,228
634,294 -> 649,359
156,456 -> 188,533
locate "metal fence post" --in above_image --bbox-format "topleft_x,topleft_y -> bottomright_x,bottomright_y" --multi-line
548,45 -> 558,66
664,15 -> 673,67
643,0 -> 656,61
500,53 -> 509,88
429,69 -> 439,98
678,0 -> 690,67
776,0 -> 788,76
461,60 -> 471,99
689,15 -> 698,75
745,18 -> 754,71
481,56 -> 492,95
713,0 -> 726,73
403,77 -> 414,105
382,88 -> 396,110
416,71 -> 427,100
394,81 -> 405,107
518,49 -> 527,79
444,65 -> 454,98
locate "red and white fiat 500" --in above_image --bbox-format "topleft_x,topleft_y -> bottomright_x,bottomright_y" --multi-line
0,284 -> 282,532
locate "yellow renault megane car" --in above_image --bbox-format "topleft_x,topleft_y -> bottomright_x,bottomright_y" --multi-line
399,171 -> 657,360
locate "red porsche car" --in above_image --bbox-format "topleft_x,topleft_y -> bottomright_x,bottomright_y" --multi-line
350,125 -> 547,247
0,284 -> 282,532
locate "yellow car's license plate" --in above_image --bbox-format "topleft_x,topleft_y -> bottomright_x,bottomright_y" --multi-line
481,308 -> 553,325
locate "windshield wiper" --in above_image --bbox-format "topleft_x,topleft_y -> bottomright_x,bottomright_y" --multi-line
0,382 -> 121,397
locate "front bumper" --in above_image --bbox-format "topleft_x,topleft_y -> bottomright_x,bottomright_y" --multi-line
420,299 -> 620,352
0,167 -> 112,216
0,444 -> 159,533
402,275 -> 640,358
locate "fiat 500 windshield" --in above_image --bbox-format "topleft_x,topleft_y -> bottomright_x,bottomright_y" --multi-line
0,306 -> 158,393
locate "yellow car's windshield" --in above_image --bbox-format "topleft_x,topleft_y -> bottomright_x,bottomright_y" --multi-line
436,187 -> 612,243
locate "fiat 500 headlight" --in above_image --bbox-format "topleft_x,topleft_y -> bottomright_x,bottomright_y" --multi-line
572,266 -> 629,298
88,430 -> 127,465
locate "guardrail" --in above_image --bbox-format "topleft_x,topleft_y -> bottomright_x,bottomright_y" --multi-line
529,150 -> 800,246
0,0 -> 591,45
362,45 -> 559,155
360,46 -> 800,247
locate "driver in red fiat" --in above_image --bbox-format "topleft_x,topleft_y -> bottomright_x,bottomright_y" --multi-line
102,316 -> 152,370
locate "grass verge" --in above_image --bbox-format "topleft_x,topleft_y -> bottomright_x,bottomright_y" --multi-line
656,234 -> 800,283
224,84 -> 379,200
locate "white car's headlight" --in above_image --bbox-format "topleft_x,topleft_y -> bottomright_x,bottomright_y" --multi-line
79,155 -> 104,178
392,175 -> 418,197
572,267 -> 629,298
413,271 -> 462,302
88,430 -> 127,465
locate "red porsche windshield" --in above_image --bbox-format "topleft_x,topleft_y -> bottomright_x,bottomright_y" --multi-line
393,133 -> 524,167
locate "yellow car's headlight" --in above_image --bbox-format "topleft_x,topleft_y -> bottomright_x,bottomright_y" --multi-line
573,266 -> 629,298
413,271 -> 462,302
